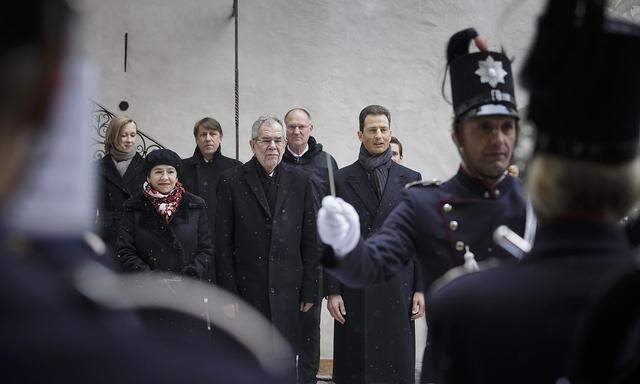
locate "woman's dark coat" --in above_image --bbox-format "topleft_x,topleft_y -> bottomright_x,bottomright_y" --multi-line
325,160 -> 422,384
97,153 -> 145,248
115,191 -> 212,278
215,160 -> 320,350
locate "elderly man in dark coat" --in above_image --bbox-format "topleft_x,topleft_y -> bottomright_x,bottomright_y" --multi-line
324,105 -> 423,384
281,107 -> 338,384
181,117 -> 242,283
215,115 -> 320,357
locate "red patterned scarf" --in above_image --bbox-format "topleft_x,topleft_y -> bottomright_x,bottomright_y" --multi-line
143,181 -> 185,223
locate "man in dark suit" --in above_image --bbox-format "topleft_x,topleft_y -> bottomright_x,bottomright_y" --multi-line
181,117 -> 241,283
426,1 -> 640,382
316,29 -> 529,382
282,107 -> 338,383
324,105 -> 424,384
215,115 -> 320,366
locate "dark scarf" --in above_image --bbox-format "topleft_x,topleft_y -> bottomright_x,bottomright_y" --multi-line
357,144 -> 393,202
110,145 -> 137,176
143,181 -> 185,223
194,145 -> 222,164
251,157 -> 280,216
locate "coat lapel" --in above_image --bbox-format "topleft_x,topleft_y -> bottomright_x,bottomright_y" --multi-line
346,164 -> 377,217
243,164 -> 272,218
372,164 -> 404,228
273,164 -> 292,218
101,155 -> 128,193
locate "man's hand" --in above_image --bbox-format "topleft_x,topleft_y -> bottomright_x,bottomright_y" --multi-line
317,196 -> 360,257
327,294 -> 347,324
299,302 -> 314,312
223,303 -> 238,319
411,292 -> 425,320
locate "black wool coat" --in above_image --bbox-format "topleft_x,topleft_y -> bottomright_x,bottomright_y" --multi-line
97,153 -> 146,248
325,160 -> 422,384
182,146 -> 242,283
427,220 -> 636,384
215,159 -> 320,350
115,192 -> 212,278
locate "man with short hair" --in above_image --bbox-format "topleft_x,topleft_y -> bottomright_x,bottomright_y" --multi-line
182,117 -> 241,283
216,115 -> 320,368
316,29 -> 529,382
324,105 -> 423,384
282,107 -> 337,383
390,136 -> 403,163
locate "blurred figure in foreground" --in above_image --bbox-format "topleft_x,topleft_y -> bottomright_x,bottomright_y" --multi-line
0,1 -> 292,382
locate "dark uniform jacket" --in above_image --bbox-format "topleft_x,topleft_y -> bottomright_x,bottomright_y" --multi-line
325,160 -> 422,384
181,146 -> 241,283
115,192 -> 212,278
97,153 -> 145,248
324,166 -> 527,381
215,159 -> 320,350
282,136 -> 338,207
428,220 -> 636,384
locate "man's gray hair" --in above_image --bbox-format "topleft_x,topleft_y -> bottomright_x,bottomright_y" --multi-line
527,154 -> 640,223
251,115 -> 284,139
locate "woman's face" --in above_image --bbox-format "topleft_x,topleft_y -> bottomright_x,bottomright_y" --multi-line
116,122 -> 137,152
147,165 -> 178,194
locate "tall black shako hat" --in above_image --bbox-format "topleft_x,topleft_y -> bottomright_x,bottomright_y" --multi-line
447,28 -> 518,120
522,0 -> 640,163
144,149 -> 182,177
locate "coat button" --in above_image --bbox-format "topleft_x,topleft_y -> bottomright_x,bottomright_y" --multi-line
442,203 -> 452,213
455,241 -> 465,251
270,287 -> 276,294
449,220 -> 459,231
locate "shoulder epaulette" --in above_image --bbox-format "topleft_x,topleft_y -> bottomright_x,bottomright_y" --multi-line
405,179 -> 441,189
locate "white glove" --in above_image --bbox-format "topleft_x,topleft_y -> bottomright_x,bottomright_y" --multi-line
317,196 -> 360,258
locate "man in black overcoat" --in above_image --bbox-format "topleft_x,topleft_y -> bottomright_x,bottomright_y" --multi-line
181,117 -> 241,283
324,104 -> 424,384
281,107 -> 338,383
215,115 -> 320,359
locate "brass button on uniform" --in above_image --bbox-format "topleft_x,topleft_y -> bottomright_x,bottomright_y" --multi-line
494,189 -> 501,197
442,203 -> 452,213
483,191 -> 490,198
449,220 -> 459,231
455,241 -> 465,251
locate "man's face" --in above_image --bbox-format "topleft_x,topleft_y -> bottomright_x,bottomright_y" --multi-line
196,125 -> 222,160
390,143 -> 402,163
250,122 -> 287,173
456,115 -> 517,179
285,109 -> 313,149
358,114 -> 392,155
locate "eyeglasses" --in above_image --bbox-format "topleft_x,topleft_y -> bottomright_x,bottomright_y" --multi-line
255,137 -> 285,146
286,124 -> 310,131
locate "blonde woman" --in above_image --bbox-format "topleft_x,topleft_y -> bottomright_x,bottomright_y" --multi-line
98,116 -> 145,248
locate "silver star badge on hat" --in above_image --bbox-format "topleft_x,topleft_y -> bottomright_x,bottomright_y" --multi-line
475,56 -> 507,88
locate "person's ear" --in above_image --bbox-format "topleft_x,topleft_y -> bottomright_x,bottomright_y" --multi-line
249,139 -> 256,154
357,130 -> 363,142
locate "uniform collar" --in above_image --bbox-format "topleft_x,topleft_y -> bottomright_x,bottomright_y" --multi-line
455,165 -> 514,199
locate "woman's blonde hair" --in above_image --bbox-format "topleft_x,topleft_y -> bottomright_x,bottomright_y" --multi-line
527,154 -> 640,223
104,116 -> 136,153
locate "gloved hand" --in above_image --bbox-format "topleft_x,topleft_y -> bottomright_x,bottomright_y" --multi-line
317,196 -> 360,258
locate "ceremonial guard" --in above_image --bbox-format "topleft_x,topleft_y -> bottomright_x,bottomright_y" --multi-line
427,0 -> 640,382
317,28 -> 530,381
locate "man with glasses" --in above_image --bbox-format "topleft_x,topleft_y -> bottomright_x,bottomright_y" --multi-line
324,105 -> 423,384
282,107 -> 338,383
215,115 -> 320,377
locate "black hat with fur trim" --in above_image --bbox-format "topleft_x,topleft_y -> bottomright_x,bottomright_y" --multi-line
144,149 -> 182,177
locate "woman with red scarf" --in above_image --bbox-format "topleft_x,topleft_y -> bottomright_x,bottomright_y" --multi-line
115,149 -> 212,278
